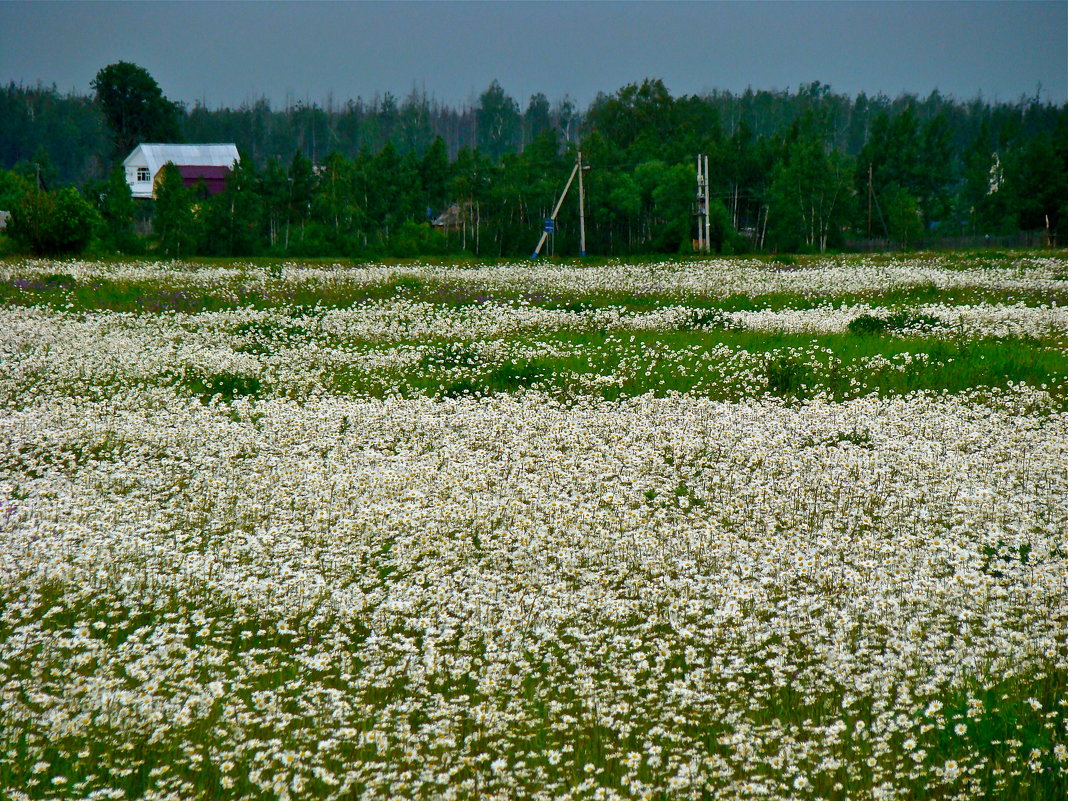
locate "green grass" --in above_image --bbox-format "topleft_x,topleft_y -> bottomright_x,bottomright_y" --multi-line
185,373 -> 263,404
319,329 -> 1068,408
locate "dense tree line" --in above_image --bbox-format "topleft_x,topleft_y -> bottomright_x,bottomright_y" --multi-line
2,70 -> 1066,257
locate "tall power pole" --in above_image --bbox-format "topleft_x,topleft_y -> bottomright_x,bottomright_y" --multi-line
696,155 -> 704,253
696,154 -> 711,253
531,150 -> 589,259
578,150 -> 587,257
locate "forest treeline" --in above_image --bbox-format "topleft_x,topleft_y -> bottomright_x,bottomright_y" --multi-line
1,73 -> 1066,257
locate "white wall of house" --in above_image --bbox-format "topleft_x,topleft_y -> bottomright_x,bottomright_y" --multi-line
123,149 -> 155,199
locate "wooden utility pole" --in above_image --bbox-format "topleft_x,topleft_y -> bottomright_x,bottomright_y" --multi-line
695,154 -> 711,252
531,150 -> 588,259
578,150 -> 587,257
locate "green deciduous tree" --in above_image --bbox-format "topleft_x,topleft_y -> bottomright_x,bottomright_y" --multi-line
398,89 -> 434,156
389,220 -> 447,257
448,148 -> 492,253
310,151 -> 364,253
635,160 -> 696,253
421,137 -> 451,213
0,169 -> 33,211
92,61 -> 182,161
375,92 -> 399,151
0,83 -> 109,187
477,81 -> 521,162
587,79 -> 679,162
583,167 -> 640,254
12,145 -> 58,191
882,185 -> 923,248
955,122 -> 1020,236
8,186 -> 99,254
524,93 -> 553,145
201,159 -> 263,257
857,106 -> 955,232
1002,129 -> 1068,244
769,135 -> 854,252
285,150 -> 316,251
258,157 -> 289,250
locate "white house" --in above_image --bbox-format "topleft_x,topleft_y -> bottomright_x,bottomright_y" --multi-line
123,143 -> 240,199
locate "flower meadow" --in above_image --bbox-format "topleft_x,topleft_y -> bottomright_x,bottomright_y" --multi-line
1,254 -> 1066,800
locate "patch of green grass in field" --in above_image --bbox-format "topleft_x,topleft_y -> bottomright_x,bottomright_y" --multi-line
179,372 -> 264,404
320,329 -> 1067,407
929,669 -> 1068,799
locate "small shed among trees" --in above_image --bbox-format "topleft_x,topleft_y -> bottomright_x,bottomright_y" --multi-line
431,203 -> 467,232
123,144 -> 239,199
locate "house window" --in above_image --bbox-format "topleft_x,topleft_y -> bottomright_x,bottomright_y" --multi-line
136,167 -> 150,182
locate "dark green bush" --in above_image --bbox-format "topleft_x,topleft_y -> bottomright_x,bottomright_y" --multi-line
847,314 -> 889,335
849,311 -> 942,335
8,187 -> 100,255
390,221 -> 448,258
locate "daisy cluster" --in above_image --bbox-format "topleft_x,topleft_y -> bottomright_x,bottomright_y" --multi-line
725,302 -> 1067,338
0,256 -> 1066,801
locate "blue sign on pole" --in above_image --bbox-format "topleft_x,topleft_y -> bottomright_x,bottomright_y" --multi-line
543,218 -> 555,234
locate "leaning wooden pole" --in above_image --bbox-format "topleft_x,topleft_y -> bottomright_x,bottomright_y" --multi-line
531,159 -> 581,259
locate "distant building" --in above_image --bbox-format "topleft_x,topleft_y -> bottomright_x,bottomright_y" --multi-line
432,202 -> 472,232
123,144 -> 239,199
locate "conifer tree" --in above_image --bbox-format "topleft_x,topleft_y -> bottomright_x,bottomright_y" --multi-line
154,163 -> 197,257
96,166 -> 138,252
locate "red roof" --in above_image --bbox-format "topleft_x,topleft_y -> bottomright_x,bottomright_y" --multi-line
178,165 -> 231,195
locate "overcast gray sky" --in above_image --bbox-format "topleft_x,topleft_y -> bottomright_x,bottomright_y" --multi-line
2,1 -> 1065,109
